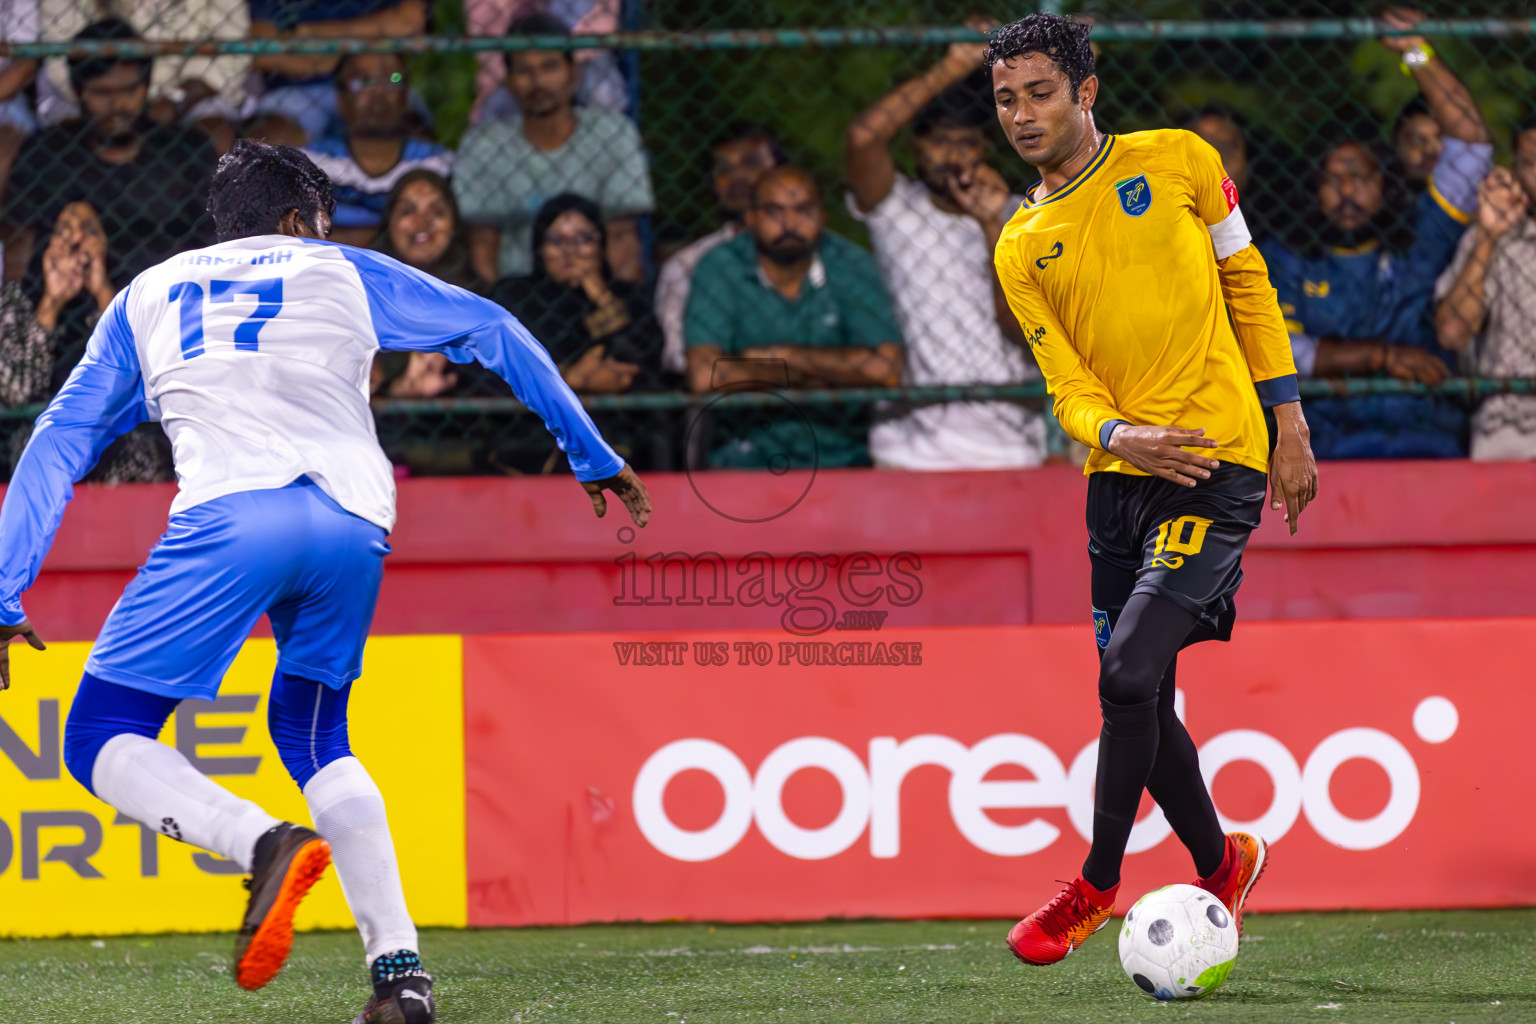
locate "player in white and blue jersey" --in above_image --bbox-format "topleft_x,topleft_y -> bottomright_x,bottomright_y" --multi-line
0,142 -> 651,1024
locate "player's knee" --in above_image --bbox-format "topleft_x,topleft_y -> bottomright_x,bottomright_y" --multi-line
62,714 -> 107,794
268,670 -> 354,789
63,672 -> 178,795
1098,649 -> 1162,707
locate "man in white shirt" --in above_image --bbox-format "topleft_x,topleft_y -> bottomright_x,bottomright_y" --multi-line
654,121 -> 784,375
845,23 -> 1046,470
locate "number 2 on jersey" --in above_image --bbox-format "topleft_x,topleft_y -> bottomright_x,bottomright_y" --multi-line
169,277 -> 285,358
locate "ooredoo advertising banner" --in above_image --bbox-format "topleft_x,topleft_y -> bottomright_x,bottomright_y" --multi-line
463,619 -> 1536,926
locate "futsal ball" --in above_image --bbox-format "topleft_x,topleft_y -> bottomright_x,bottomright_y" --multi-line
1117,883 -> 1240,1000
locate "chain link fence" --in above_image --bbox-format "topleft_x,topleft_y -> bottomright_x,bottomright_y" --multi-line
0,1 -> 1532,480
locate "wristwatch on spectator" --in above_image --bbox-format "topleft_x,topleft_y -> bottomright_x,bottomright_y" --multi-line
1400,42 -> 1435,73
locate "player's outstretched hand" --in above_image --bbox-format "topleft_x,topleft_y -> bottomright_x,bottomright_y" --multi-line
1106,424 -> 1221,488
1269,402 -> 1319,536
583,463 -> 652,528
0,620 -> 46,691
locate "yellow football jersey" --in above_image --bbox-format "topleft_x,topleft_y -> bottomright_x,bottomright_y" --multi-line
995,129 -> 1297,476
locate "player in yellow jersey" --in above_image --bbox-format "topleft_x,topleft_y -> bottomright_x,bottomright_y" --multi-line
984,15 -> 1319,968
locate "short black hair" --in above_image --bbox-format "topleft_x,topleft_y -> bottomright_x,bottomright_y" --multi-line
207,140 -> 335,242
710,120 -> 788,165
1180,101 -> 1246,134
1392,95 -> 1432,141
1517,113 -> 1536,141
914,70 -> 993,136
68,17 -> 150,98
508,12 -> 574,63
984,13 -> 1095,102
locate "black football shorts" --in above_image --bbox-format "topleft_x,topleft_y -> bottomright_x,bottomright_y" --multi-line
1086,462 -> 1267,651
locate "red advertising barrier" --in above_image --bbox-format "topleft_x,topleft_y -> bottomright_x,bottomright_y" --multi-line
14,459 -> 1536,640
464,618 -> 1535,925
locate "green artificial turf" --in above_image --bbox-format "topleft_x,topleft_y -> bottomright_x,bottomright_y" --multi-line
2,911 -> 1532,1023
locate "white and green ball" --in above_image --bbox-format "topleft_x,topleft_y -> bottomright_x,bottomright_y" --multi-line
1117,883 -> 1240,1000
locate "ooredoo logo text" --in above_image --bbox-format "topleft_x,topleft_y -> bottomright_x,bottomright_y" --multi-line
631,695 -> 1459,862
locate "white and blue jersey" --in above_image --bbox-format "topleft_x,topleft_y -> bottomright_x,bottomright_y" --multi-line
0,235 -> 622,696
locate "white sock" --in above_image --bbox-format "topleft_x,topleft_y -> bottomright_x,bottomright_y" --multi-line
92,734 -> 281,872
304,756 -> 418,964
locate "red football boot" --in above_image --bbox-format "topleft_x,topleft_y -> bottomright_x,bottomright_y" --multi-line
1006,876 -> 1118,966
1195,831 -> 1268,934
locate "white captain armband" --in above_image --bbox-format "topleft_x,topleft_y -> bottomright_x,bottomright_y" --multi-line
1207,205 -> 1252,261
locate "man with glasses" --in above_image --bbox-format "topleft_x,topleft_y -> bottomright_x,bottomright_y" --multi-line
303,53 -> 452,248
654,121 -> 786,376
3,17 -> 216,285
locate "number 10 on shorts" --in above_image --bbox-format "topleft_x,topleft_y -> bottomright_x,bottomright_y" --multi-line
1151,515 -> 1213,570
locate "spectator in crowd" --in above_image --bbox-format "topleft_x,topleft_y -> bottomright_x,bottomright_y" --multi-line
247,0 -> 426,145
304,53 -> 452,247
845,26 -> 1046,471
494,193 -> 659,394
0,0 -> 39,265
490,193 -> 664,469
373,169 -> 484,290
1259,10 -> 1491,458
369,169 -> 484,399
1434,120 -> 1536,459
38,0 -> 250,155
3,18 -> 216,287
455,13 -> 653,284
1394,95 -> 1441,190
0,201 -> 169,480
466,0 -> 628,122
654,121 -> 786,376
685,166 -> 903,470
0,0 -> 39,137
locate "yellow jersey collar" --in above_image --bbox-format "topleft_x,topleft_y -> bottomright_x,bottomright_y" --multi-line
1024,134 -> 1116,208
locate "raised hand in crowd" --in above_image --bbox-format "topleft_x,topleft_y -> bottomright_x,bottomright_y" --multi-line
37,202 -> 114,331
946,161 -> 1013,230
1476,166 -> 1529,239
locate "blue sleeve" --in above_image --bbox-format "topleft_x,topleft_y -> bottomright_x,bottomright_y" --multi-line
0,288 -> 147,625
338,246 -> 625,482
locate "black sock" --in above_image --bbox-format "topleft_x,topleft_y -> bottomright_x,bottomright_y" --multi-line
1141,656 -> 1227,879
1082,694 -> 1160,891
1147,709 -> 1226,878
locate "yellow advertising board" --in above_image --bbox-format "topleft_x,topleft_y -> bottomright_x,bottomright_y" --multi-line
0,636 -> 466,938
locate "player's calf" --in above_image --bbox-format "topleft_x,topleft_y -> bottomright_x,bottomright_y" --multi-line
1006,876 -> 1118,966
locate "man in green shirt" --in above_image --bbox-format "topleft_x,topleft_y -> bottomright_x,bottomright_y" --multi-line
684,166 -> 904,469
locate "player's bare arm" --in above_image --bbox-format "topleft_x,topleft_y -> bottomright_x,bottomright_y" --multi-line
1269,402 -> 1318,535
1105,424 -> 1221,488
0,620 -> 45,690
582,463 -> 652,528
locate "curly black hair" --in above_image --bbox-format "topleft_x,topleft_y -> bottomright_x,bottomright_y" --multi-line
207,139 -> 336,242
984,13 -> 1095,102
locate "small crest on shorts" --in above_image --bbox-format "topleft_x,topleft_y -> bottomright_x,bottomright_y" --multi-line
1115,174 -> 1152,217
1092,607 -> 1112,650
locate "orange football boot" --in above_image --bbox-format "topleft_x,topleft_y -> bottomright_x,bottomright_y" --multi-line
1006,876 -> 1118,966
1196,831 -> 1268,934
233,823 -> 332,990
